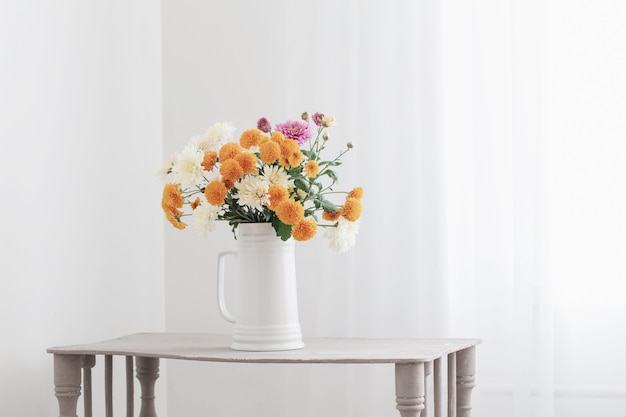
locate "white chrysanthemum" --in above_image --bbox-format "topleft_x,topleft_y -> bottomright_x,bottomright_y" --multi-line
192,203 -> 221,236
233,175 -> 270,212
156,153 -> 176,180
261,165 -> 291,188
324,217 -> 359,253
172,144 -> 204,188
192,121 -> 236,152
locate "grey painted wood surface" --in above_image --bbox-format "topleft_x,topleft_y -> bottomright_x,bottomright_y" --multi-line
49,333 -> 481,417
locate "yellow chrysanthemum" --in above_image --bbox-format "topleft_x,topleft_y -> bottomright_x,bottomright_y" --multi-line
348,186 -> 364,200
161,183 -> 184,210
279,139 -> 303,168
219,158 -> 244,182
340,197 -> 363,222
234,152 -> 258,174
165,210 -> 187,230
267,184 -> 289,210
201,151 -> 218,171
259,141 -> 281,164
204,180 -> 228,206
292,218 -> 318,241
239,129 -> 263,149
275,199 -> 304,225
322,210 -> 341,222
304,160 -> 319,178
219,142 -> 242,161
270,131 -> 285,143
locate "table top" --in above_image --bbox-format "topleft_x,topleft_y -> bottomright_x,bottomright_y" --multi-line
48,333 -> 481,364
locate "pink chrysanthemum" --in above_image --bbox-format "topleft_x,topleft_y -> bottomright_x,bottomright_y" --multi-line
257,117 -> 271,133
312,112 -> 324,126
275,119 -> 313,145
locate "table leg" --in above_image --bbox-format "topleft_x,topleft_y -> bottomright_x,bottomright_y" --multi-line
53,354 -> 81,417
456,346 -> 476,417
395,362 -> 425,417
136,356 -> 159,417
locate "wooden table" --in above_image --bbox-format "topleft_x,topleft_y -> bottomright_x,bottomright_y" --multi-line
48,333 -> 481,417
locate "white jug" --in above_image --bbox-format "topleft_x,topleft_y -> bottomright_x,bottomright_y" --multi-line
217,223 -> 304,351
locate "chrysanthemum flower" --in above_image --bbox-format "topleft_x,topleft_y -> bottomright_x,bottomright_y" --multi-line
347,186 -> 364,200
257,117 -> 271,133
340,197 -> 363,222
193,121 -> 236,152
202,151 -> 218,172
259,141 -> 281,164
166,210 -> 187,230
267,184 -> 289,210
279,139 -> 303,168
234,152 -> 258,174
172,145 -> 204,188
312,112 -> 324,126
191,202 -> 221,235
233,175 -> 270,212
322,115 -> 336,127
157,153 -> 176,180
161,183 -> 184,210
275,120 -> 313,145
219,142 -> 242,161
324,217 -> 359,252
304,160 -> 319,178
292,218 -> 318,241
219,158 -> 244,182
322,209 -> 341,222
190,197 -> 201,210
261,165 -> 290,188
275,199 -> 304,225
240,129 -> 263,149
204,180 -> 228,206
270,131 -> 285,143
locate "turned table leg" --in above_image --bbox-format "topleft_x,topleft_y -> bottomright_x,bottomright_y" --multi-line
456,346 -> 476,417
395,362 -> 426,417
136,356 -> 159,417
53,354 -> 82,417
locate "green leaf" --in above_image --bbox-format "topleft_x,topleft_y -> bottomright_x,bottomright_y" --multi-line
271,217 -> 292,241
294,178 -> 310,191
323,170 -> 338,181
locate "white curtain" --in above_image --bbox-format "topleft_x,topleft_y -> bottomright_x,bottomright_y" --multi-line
162,1 -> 626,416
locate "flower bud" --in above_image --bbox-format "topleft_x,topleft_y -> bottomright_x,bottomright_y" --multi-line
322,115 -> 336,127
301,112 -> 309,121
323,131 -> 329,141
347,141 -> 354,149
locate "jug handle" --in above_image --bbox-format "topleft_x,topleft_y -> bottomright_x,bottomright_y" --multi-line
217,251 -> 237,323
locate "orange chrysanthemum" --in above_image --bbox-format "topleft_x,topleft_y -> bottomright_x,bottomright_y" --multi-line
204,180 -> 228,206
279,139 -> 303,168
223,178 -> 235,190
267,184 -> 289,210
234,152 -> 258,174
165,210 -> 187,230
292,218 -> 318,241
161,183 -> 184,210
340,197 -> 363,222
190,197 -> 201,210
219,142 -> 242,161
270,131 -> 285,144
348,186 -> 364,200
275,199 -> 305,225
259,141 -> 281,164
304,160 -> 319,178
202,151 -> 218,171
219,158 -> 244,182
239,129 -> 263,149
322,210 -> 341,222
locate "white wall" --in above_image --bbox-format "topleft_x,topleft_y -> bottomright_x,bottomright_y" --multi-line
0,2 -> 165,415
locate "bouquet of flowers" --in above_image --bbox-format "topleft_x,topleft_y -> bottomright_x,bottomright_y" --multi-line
159,112 -> 363,252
